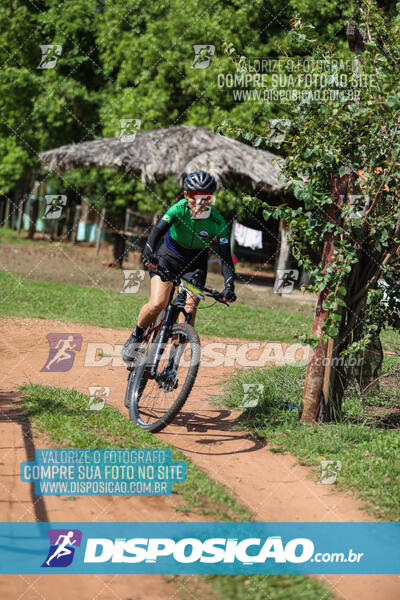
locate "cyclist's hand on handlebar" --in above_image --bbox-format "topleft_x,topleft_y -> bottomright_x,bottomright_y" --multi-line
150,263 -> 175,283
145,261 -> 158,271
222,286 -> 236,302
142,254 -> 158,270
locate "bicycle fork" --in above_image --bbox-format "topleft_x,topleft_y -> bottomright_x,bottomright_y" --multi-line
149,301 -> 191,379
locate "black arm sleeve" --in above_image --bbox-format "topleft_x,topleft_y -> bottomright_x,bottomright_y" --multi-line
143,219 -> 171,258
218,243 -> 235,288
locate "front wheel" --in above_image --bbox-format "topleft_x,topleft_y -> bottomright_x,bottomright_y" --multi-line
127,323 -> 201,432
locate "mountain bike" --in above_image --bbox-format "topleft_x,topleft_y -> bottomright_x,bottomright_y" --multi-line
124,265 -> 229,432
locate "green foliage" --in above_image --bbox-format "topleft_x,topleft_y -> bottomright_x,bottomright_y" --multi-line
1,0 -> 380,202
206,572 -> 331,600
214,358 -> 400,520
221,0 -> 400,363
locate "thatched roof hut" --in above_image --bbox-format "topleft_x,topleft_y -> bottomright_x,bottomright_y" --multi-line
39,125 -> 286,192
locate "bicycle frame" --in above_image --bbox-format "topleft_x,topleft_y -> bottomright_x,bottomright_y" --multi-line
148,283 -> 192,379
143,266 -> 228,379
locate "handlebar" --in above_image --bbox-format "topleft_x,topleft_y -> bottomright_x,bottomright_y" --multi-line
148,264 -> 180,286
145,263 -> 229,306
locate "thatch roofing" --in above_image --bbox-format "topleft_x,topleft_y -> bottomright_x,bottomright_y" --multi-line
39,125 -> 286,192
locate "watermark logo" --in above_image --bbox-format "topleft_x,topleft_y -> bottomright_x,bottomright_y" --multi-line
119,119 -> 141,142
348,194 -> 370,221
41,334 -> 82,372
84,535 -> 315,564
217,57 -> 373,103
42,529 -> 82,567
314,356 -> 362,367
274,270 -> 299,294
191,44 -> 215,69
84,341 -> 312,369
37,45 -> 62,69
87,385 -> 110,411
121,269 -> 146,293
268,119 -> 291,144
318,460 -> 342,484
190,193 -> 214,219
43,195 -> 67,220
242,383 -> 264,408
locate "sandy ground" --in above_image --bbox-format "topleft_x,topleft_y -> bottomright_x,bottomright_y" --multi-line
0,316 -> 399,600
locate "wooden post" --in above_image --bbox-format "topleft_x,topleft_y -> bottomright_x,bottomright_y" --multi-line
71,204 -> 81,244
9,190 -> 18,229
4,196 -> 10,227
124,208 -> 132,233
96,208 -> 106,254
230,219 -> 236,256
274,218 -> 290,291
28,181 -> 41,239
82,198 -> 88,227
17,192 -> 26,233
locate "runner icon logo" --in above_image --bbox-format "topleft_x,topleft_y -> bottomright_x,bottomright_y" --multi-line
121,270 -> 146,294
87,385 -> 110,410
318,460 -> 342,484
242,383 -> 264,408
190,44 -> 215,69
42,529 -> 82,568
119,119 -> 142,142
274,270 -> 299,294
43,195 -> 67,219
37,44 -> 62,69
41,333 -> 82,372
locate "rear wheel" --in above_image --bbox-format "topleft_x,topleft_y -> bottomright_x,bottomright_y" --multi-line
128,323 -> 200,432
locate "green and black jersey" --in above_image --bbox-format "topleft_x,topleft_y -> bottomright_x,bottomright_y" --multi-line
161,198 -> 230,252
144,198 -> 235,287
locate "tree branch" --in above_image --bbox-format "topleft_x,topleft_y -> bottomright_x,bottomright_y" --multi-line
349,214 -> 400,305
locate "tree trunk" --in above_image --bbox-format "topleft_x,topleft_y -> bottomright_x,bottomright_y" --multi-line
356,335 -> 383,393
17,194 -> 26,233
323,246 -> 384,417
274,219 -> 291,293
96,208 -> 106,255
300,338 -> 328,422
4,196 -> 10,227
301,173 -> 347,423
112,232 -> 126,268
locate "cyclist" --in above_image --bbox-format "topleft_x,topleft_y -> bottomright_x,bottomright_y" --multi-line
122,170 -> 236,364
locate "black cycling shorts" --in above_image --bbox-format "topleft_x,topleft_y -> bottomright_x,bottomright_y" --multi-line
150,242 -> 208,286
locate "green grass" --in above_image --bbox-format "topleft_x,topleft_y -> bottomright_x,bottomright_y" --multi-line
0,270 -> 313,341
20,383 -> 248,521
2,270 -> 399,349
0,228 -> 34,245
0,227 -> 70,248
213,357 -> 400,521
170,573 -> 330,600
0,270 -> 144,329
20,383 -> 332,600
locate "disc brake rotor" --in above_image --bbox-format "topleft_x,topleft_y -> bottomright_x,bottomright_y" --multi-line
156,367 -> 178,392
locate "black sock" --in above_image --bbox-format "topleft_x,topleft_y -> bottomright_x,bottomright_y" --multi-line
134,326 -> 145,341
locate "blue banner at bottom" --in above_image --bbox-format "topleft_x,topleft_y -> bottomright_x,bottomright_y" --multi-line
0,522 -> 399,574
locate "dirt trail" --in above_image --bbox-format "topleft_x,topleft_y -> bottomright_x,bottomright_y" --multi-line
0,316 -> 399,600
